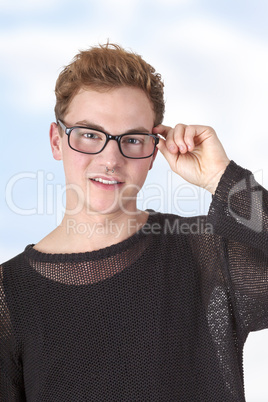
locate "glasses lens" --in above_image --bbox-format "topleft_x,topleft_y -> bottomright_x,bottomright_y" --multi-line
69,128 -> 106,153
120,134 -> 156,158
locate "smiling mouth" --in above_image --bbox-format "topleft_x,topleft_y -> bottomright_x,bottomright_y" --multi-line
91,178 -> 122,185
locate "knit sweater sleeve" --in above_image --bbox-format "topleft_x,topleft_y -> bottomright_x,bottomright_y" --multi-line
0,265 -> 26,401
207,160 -> 268,336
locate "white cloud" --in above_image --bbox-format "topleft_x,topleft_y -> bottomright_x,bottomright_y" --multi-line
154,0 -> 193,4
149,17 -> 268,183
0,29 -> 122,112
0,0 -> 61,11
244,330 -> 268,401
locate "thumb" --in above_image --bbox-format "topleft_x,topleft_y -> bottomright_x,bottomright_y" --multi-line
157,137 -> 176,165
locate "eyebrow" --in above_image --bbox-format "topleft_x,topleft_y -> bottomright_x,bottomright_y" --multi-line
75,120 -> 151,134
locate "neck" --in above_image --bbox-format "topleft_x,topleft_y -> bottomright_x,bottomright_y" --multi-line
35,209 -> 149,254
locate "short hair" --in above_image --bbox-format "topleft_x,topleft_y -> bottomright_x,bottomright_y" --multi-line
54,43 -> 165,126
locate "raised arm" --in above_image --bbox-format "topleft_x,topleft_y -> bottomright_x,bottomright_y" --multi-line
154,123 -> 268,334
208,161 -> 268,336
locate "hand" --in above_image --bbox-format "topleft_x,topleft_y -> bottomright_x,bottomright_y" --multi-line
153,124 -> 230,194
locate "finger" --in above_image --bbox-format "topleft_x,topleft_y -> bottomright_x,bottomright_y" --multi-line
153,124 -> 179,154
183,125 -> 197,151
156,137 -> 177,163
153,124 -> 172,138
172,124 -> 189,154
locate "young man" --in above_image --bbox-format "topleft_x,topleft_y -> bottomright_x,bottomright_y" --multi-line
1,43 -> 267,401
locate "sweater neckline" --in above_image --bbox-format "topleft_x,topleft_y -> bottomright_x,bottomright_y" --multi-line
24,211 -> 158,263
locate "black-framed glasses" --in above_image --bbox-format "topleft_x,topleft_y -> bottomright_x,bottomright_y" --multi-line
57,120 -> 159,159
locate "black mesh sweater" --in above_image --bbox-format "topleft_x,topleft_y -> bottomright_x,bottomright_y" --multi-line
1,161 -> 268,401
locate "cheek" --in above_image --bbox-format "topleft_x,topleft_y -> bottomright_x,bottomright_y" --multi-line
132,160 -> 152,186
62,151 -> 91,183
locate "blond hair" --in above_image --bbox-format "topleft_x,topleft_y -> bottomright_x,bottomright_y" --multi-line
54,43 -> 165,125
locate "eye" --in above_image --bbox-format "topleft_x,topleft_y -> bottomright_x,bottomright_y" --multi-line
73,128 -> 105,141
83,132 -> 101,139
126,137 -> 141,144
121,135 -> 144,145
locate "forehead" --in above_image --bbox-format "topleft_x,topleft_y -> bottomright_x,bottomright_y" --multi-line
65,87 -> 155,131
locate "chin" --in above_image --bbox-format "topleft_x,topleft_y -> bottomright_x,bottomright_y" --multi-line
85,203 -> 121,216
85,201 -> 137,217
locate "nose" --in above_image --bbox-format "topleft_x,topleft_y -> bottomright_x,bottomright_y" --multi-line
99,136 -> 124,170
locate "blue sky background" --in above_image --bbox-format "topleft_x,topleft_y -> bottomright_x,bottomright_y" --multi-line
1,0 -> 268,399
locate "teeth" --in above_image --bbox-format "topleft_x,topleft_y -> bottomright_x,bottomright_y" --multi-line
92,178 -> 119,185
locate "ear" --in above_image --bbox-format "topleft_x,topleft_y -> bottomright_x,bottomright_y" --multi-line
149,148 -> 158,170
50,122 -> 63,161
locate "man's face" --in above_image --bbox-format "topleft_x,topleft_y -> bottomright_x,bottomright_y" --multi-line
50,86 -> 157,217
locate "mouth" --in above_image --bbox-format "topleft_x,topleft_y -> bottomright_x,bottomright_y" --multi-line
91,177 -> 122,185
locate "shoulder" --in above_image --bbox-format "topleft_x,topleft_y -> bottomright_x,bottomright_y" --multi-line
146,210 -> 212,237
1,245 -> 33,283
1,246 -> 32,267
